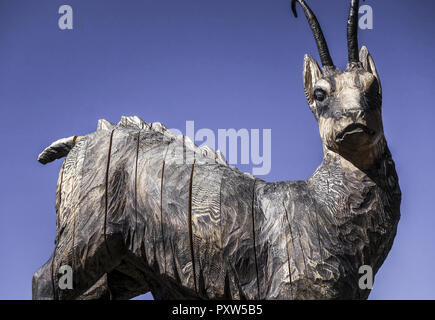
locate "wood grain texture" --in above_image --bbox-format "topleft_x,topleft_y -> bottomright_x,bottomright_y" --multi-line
32,0 -> 401,301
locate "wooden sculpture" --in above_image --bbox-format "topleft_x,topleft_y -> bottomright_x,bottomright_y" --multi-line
33,0 -> 401,300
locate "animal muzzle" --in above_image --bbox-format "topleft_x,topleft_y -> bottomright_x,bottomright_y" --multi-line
335,120 -> 377,152
336,123 -> 375,142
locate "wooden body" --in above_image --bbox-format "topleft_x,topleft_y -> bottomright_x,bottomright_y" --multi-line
33,116 -> 400,300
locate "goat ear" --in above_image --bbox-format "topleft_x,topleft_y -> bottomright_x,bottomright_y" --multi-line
303,54 -> 322,109
359,46 -> 382,95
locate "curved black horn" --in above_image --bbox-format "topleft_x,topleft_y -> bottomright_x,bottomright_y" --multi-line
347,0 -> 364,63
292,0 -> 334,67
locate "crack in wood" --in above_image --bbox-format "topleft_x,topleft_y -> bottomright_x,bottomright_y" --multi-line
188,161 -> 197,293
104,129 -> 115,259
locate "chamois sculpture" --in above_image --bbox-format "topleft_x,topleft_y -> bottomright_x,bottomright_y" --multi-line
33,0 -> 401,300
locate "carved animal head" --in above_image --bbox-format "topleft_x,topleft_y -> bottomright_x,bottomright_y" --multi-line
293,0 -> 383,168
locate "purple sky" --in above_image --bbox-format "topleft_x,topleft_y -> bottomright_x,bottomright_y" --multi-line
0,0 -> 434,300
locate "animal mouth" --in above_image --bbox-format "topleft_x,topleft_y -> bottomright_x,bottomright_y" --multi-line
336,124 -> 376,142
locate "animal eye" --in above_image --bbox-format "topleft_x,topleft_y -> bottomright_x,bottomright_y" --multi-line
313,89 -> 327,102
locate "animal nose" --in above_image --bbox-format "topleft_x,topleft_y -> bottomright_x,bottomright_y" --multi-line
339,108 -> 366,123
